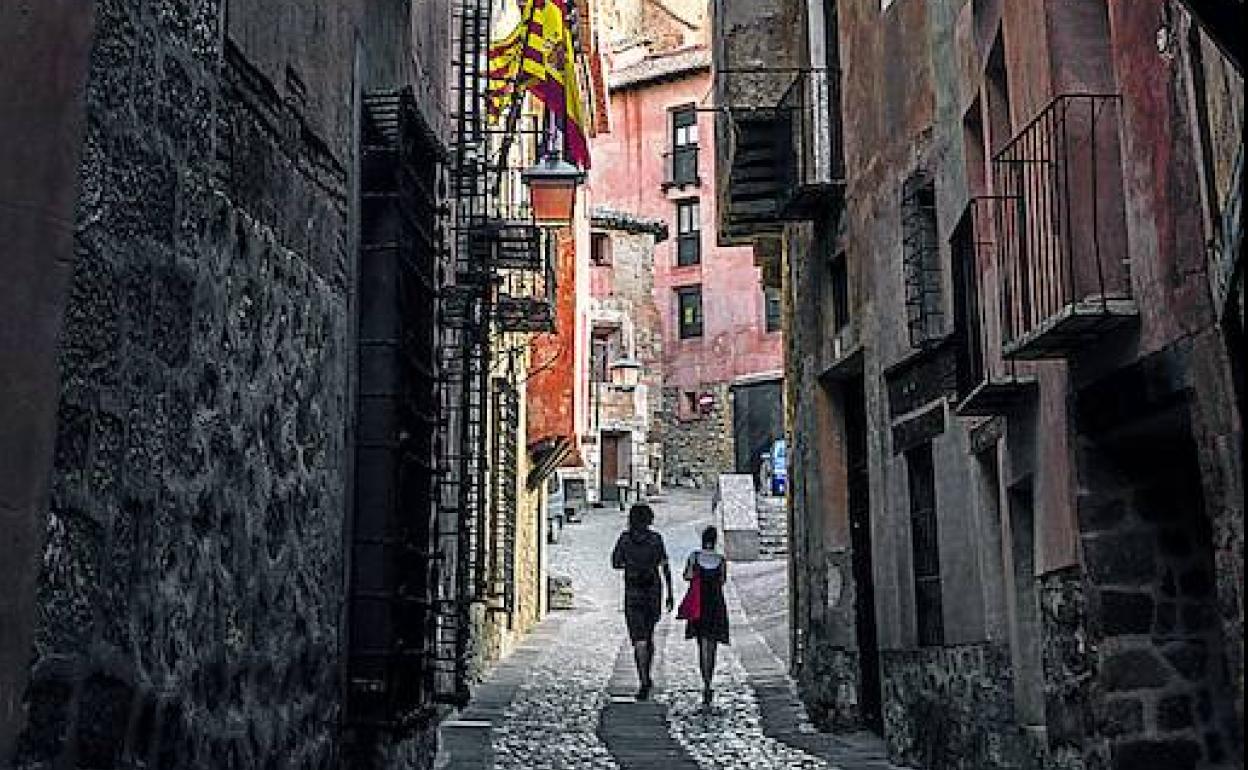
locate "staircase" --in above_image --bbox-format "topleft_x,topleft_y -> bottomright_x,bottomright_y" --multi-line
756,494 -> 788,559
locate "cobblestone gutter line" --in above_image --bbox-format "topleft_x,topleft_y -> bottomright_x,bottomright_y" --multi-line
724,579 -> 902,769
438,619 -> 566,770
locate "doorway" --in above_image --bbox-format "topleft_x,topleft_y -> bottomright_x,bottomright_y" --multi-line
599,432 -> 630,503
1005,478 -> 1045,728
844,380 -> 882,732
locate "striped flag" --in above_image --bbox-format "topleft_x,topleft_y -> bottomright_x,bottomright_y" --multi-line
484,0 -> 592,168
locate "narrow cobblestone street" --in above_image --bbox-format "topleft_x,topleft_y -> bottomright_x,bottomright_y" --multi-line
437,490 -> 900,769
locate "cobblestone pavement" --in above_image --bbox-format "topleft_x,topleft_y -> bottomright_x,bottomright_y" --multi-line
437,488 -> 901,770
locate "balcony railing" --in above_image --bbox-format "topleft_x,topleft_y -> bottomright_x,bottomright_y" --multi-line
952,196 -> 1037,416
992,93 -> 1136,359
663,146 -> 701,188
777,68 -> 844,219
494,234 -> 557,333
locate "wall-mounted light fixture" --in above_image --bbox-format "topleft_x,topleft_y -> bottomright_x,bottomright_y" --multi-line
522,155 -> 585,227
608,357 -> 643,391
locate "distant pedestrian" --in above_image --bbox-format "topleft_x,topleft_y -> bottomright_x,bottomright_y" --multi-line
611,503 -> 674,701
681,526 -> 730,706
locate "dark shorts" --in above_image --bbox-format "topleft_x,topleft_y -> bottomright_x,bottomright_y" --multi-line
624,592 -> 661,642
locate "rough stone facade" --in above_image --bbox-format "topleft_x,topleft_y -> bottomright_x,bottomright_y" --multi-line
881,645 -> 1040,770
584,217 -> 667,498
15,2 -> 354,764
3,1 -> 456,768
660,383 -> 734,488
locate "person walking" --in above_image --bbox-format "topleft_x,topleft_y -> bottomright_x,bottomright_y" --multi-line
682,526 -> 730,706
611,503 -> 674,701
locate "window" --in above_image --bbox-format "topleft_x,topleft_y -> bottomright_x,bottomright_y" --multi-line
951,209 -> 984,397
678,390 -> 700,421
676,199 -> 701,266
830,252 -> 850,332
673,105 -> 699,148
591,326 -> 622,382
669,105 -> 700,186
907,443 -> 944,646
901,173 -> 942,347
764,287 -> 782,333
676,286 -> 703,339
590,232 -> 611,266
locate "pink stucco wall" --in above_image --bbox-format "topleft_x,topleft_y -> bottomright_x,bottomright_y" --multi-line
588,65 -> 783,391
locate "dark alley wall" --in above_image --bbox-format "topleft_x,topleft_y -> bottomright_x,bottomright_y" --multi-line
0,2 -> 97,761
4,1 -> 451,768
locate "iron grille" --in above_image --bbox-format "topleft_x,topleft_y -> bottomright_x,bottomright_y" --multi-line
494,234 -> 557,333
489,375 -> 520,614
902,174 -> 943,348
991,93 -> 1130,355
347,88 -> 444,729
429,0 -> 496,708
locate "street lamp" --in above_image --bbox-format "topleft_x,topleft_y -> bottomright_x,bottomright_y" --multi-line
608,357 -> 643,392
522,155 -> 585,227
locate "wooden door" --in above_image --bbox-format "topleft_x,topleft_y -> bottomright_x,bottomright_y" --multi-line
601,433 -> 620,501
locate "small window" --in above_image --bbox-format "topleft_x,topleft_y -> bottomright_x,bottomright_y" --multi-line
764,287 -> 782,333
590,232 -> 611,266
672,105 -> 698,148
830,252 -> 849,331
907,443 -> 944,646
591,326 -> 622,381
676,286 -> 703,339
676,199 -> 701,266
679,390 -> 700,420
669,106 -> 700,185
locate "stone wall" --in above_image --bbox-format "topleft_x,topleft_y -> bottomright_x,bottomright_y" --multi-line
660,384 -> 734,488
881,644 -> 1041,770
1071,429 -> 1240,769
8,2 -> 402,767
796,638 -> 860,731
1038,568 -> 1098,770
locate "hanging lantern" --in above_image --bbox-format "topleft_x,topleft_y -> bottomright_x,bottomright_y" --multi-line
522,156 -> 585,227
608,358 -> 643,391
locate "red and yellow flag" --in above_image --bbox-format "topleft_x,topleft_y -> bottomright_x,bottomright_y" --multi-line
485,0 -> 591,168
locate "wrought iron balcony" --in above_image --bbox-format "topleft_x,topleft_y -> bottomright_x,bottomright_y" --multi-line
494,245 -> 557,333
467,218 -> 543,271
952,197 -> 1037,416
777,68 -> 845,219
992,93 -> 1137,359
663,146 -> 701,188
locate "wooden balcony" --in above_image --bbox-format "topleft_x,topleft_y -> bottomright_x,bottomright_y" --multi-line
777,68 -> 845,220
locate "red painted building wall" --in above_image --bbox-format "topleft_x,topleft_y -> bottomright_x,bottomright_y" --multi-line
526,228 -> 580,459
588,60 -> 782,393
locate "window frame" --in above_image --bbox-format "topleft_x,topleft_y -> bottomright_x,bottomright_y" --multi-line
901,173 -> 943,348
675,198 -> 701,266
676,285 -> 704,339
590,231 -> 611,266
764,287 -> 782,333
668,105 -> 700,186
906,442 -> 944,647
830,251 -> 850,332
